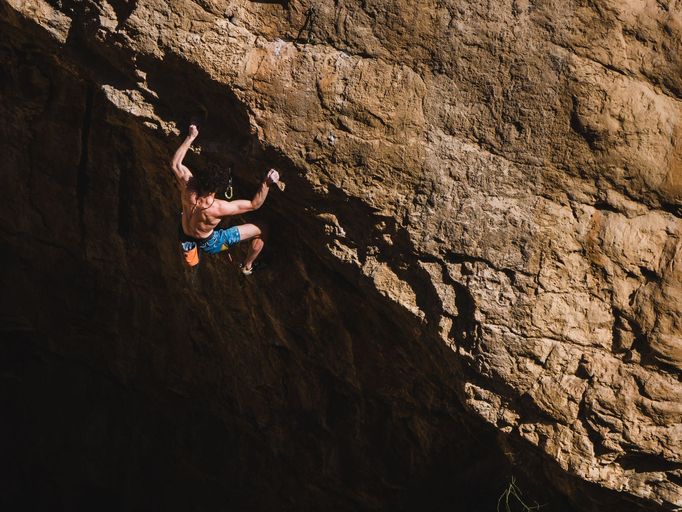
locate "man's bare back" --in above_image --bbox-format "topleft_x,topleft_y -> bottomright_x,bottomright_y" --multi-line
180,185 -> 228,239
172,124 -> 279,272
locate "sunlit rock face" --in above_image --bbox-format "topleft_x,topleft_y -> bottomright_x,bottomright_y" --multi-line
1,1 -> 680,511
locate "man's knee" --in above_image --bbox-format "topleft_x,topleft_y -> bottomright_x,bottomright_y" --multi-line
237,222 -> 267,242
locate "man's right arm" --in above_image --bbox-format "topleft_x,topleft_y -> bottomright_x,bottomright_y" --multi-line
171,125 -> 198,185
215,170 -> 280,217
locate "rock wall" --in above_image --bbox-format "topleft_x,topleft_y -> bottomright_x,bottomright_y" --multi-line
1,0 -> 680,510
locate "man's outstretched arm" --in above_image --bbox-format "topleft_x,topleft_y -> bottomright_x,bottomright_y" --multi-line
216,169 -> 280,217
171,125 -> 198,184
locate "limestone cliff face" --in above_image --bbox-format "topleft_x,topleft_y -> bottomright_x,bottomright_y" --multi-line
1,0 -> 680,511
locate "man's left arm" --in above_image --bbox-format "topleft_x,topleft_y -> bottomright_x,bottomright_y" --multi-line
171,125 -> 198,185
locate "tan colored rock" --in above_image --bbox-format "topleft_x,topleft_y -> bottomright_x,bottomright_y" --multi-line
1,0 -> 681,510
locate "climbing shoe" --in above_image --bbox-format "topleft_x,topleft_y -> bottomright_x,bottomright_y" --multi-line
240,261 -> 265,275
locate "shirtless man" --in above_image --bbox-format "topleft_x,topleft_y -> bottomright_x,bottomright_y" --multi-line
172,124 -> 279,273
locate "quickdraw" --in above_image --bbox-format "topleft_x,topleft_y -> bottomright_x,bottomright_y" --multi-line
296,6 -> 317,45
224,166 -> 234,200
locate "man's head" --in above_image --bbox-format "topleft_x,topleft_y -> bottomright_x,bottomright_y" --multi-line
187,163 -> 231,197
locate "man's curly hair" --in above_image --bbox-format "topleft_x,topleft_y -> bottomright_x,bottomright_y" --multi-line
187,163 -> 231,197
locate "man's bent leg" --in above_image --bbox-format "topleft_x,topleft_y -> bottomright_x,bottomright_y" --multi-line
236,222 -> 268,270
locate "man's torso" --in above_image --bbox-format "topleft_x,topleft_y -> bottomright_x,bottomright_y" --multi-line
179,182 -> 228,239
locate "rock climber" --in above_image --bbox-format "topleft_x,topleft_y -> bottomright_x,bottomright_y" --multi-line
172,124 -> 280,273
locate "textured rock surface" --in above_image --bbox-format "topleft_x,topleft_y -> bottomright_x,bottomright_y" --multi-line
1,0 -> 681,510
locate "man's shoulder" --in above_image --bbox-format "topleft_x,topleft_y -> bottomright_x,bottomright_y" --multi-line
179,184 -> 194,200
207,197 -> 230,212
176,173 -> 191,189
208,198 -> 236,217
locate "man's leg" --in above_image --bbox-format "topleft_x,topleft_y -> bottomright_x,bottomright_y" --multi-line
236,222 -> 268,271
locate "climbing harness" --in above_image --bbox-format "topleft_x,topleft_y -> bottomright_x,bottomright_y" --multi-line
295,6 -> 317,45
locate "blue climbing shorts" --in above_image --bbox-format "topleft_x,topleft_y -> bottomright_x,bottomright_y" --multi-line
198,226 -> 241,254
